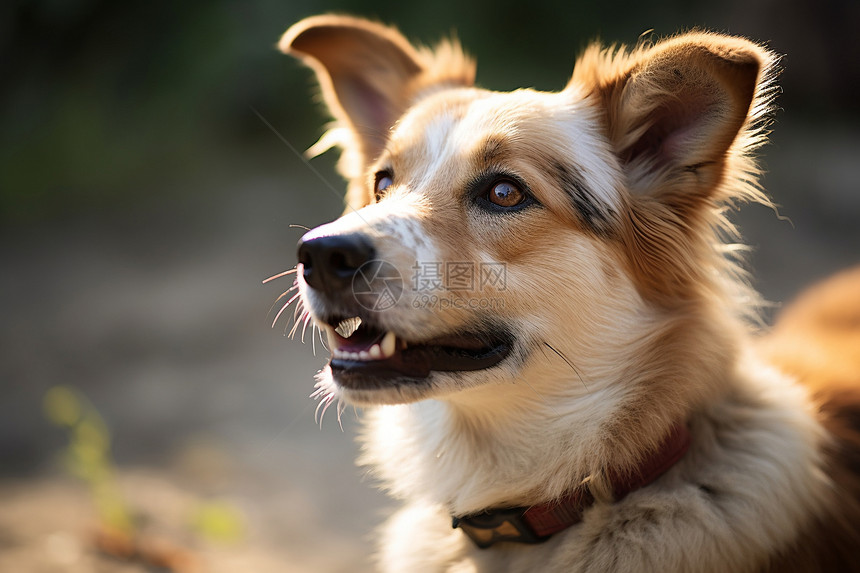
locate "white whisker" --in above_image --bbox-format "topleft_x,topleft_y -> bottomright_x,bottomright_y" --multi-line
300,312 -> 313,343
309,380 -> 326,401
337,400 -> 346,432
288,310 -> 306,339
263,267 -> 298,284
318,396 -> 335,428
266,282 -> 299,323
311,322 -> 317,356
270,283 -> 299,307
272,292 -> 302,328
314,394 -> 331,425
318,326 -> 329,351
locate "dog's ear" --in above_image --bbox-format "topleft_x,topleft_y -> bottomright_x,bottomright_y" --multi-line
281,16 -> 475,209
572,33 -> 775,208
572,34 -> 777,304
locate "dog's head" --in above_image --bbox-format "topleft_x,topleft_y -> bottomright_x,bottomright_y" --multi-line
280,16 -> 776,411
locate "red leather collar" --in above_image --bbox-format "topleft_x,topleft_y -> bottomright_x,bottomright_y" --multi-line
453,423 -> 692,548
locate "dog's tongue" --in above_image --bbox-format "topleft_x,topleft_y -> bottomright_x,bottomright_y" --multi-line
333,329 -> 382,353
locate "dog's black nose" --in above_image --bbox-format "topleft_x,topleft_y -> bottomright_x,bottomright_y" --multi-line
297,233 -> 376,293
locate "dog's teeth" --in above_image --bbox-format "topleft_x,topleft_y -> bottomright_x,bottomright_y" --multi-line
330,337 -> 395,363
381,331 -> 396,359
335,317 -> 362,338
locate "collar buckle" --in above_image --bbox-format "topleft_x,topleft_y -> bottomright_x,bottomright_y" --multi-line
452,507 -> 549,548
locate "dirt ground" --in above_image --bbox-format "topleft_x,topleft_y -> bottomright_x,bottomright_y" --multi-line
1,120 -> 858,571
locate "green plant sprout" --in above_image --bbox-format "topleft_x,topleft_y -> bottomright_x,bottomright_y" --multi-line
43,386 -> 134,536
43,385 -> 246,550
43,385 -> 134,536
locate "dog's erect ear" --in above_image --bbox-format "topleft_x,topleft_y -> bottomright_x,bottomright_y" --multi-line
281,16 -> 423,163
281,16 -> 475,207
572,33 -> 775,206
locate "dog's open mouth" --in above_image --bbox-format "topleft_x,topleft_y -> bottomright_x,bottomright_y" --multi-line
321,316 -> 511,387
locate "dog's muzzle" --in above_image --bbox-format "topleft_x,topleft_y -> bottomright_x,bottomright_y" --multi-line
296,229 -> 513,392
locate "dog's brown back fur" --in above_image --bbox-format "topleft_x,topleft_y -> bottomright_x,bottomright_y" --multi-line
759,266 -> 860,571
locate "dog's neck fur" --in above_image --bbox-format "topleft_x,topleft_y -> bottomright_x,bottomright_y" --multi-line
360,302 -> 744,517
364,348 -> 831,572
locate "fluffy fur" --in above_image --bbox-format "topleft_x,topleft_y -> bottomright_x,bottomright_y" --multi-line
280,15 -> 860,572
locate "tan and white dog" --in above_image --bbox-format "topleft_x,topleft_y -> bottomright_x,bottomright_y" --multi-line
277,15 -> 860,572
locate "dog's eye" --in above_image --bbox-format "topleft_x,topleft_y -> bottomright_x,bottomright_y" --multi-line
471,173 -> 535,213
487,180 -> 525,208
374,171 -> 393,200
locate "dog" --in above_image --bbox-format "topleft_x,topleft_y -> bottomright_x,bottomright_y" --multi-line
277,15 -> 860,572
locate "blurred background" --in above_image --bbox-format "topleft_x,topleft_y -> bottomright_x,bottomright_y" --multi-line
1,0 -> 858,571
